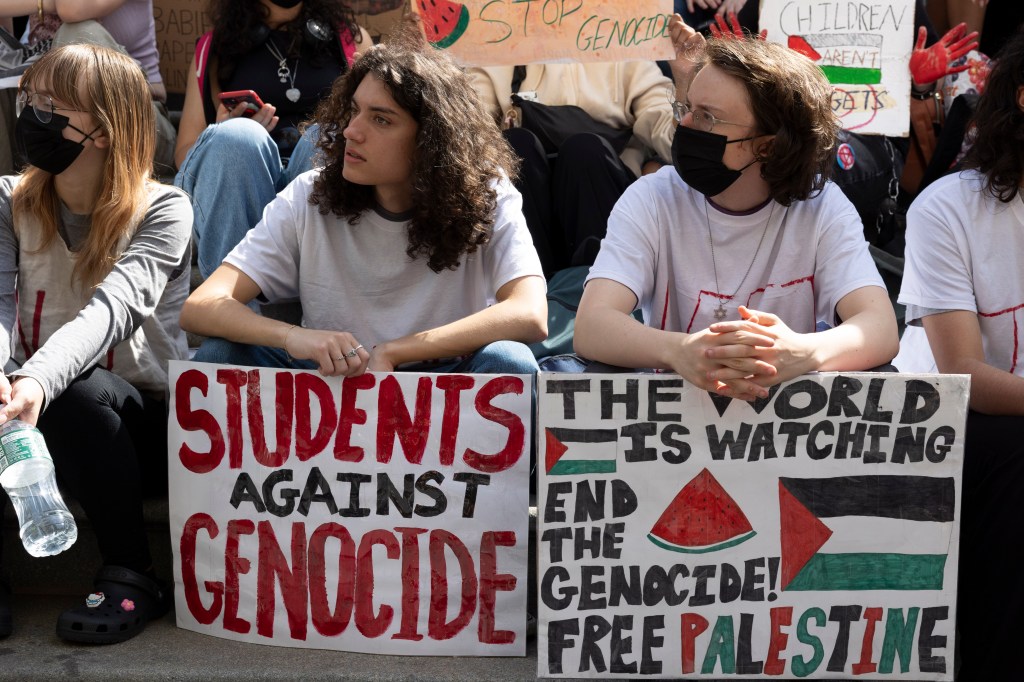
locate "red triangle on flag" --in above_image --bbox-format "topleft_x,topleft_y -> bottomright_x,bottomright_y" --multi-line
779,481 -> 833,590
788,35 -> 822,61
545,428 -> 568,473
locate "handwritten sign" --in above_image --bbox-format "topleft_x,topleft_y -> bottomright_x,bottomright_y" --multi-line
537,372 -> 967,679
168,362 -> 531,655
761,0 -> 915,136
412,0 -> 675,66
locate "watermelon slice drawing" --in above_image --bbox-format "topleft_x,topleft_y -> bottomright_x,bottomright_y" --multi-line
418,0 -> 470,49
648,468 -> 756,554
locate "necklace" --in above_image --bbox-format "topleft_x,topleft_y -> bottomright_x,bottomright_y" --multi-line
705,198 -> 775,321
266,37 -> 301,103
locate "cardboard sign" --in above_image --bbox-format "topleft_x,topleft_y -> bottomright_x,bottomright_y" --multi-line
412,0 -> 675,66
537,372 -> 967,679
154,0 -> 210,96
168,362 -> 531,655
760,0 -> 916,136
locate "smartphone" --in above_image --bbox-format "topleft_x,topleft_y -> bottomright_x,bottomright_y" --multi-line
218,90 -> 264,117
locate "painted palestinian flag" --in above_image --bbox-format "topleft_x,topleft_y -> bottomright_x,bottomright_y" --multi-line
648,469 -> 755,553
544,427 -> 617,475
780,475 -> 955,591
788,33 -> 883,84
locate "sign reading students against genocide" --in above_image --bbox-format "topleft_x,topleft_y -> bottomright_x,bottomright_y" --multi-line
413,0 -> 675,66
537,373 -> 967,679
760,0 -> 916,136
167,361 -> 531,655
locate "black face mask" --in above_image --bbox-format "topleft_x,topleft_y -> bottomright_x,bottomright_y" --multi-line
266,0 -> 302,7
671,125 -> 760,197
15,107 -> 99,175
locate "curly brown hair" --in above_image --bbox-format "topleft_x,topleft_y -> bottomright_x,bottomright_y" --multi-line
309,29 -> 519,273
208,0 -> 360,84
963,26 -> 1024,201
702,38 -> 839,205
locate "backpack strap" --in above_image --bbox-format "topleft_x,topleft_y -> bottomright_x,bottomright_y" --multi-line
339,24 -> 357,65
194,30 -> 213,96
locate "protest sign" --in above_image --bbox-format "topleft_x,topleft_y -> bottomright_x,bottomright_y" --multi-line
168,361 -> 530,655
537,372 -> 967,679
760,0 -> 916,136
412,0 -> 674,66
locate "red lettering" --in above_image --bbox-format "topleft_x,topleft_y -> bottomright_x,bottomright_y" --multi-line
765,606 -> 793,675
464,376 -> 525,473
376,375 -> 432,464
334,374 -> 375,461
681,613 -> 710,674
308,523 -> 356,637
216,368 -> 248,468
248,370 -> 294,468
180,513 -> 222,624
176,369 -> 225,473
294,373 -> 338,461
852,606 -> 884,674
224,519 -> 255,634
256,521 -> 309,640
355,529 -> 399,638
427,529 -> 477,640
435,375 -> 475,466
392,527 -> 427,641
478,530 -> 517,644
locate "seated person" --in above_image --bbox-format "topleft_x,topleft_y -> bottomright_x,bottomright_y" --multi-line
894,26 -> 1024,679
0,0 -> 175,177
174,0 -> 369,279
468,58 -> 675,275
179,30 -> 547,378
0,44 -> 192,643
574,18 -> 898,400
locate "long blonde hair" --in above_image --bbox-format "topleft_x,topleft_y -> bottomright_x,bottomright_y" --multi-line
13,43 -> 156,289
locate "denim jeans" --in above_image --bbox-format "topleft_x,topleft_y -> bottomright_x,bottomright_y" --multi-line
174,118 -> 319,279
193,337 -> 540,376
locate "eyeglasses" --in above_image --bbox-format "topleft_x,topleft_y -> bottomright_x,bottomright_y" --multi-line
16,90 -> 86,124
671,100 -> 752,133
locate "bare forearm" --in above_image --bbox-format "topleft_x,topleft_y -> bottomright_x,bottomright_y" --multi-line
812,308 -> 900,373
380,298 -> 546,367
180,296 -> 294,350
941,357 -> 1024,416
574,306 -> 680,369
1,0 -> 127,22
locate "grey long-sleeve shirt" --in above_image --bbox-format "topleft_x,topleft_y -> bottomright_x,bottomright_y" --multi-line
0,176 -> 193,404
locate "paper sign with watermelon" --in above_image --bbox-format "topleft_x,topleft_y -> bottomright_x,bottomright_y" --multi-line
417,0 -> 470,49
779,475 -> 955,591
788,33 -> 883,84
545,427 -> 617,475
648,468 -> 756,553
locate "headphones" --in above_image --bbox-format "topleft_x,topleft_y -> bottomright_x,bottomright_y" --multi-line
249,18 -> 332,51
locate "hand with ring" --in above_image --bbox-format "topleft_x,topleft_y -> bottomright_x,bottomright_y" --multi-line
282,326 -> 369,377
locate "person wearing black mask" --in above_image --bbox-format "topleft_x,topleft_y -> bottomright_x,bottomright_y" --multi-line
574,17 -> 898,400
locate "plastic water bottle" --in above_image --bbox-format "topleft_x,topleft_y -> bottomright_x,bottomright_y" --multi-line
0,420 -> 77,557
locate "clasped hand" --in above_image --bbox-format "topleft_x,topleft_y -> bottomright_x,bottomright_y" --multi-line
671,307 -> 814,401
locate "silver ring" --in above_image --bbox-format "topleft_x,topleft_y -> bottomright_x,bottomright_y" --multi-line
344,348 -> 358,358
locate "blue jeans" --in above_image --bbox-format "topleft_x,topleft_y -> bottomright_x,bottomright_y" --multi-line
174,118 -> 320,279
193,338 -> 540,376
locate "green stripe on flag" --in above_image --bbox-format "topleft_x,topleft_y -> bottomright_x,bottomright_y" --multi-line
548,459 -> 617,475
820,65 -> 882,85
786,553 -> 947,591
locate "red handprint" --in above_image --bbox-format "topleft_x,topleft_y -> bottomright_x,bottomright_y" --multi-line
909,23 -> 980,86
707,11 -> 767,41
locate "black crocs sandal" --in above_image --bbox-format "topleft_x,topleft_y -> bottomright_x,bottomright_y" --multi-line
56,566 -> 171,645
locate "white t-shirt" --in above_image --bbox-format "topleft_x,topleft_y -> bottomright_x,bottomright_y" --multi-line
226,172 -> 544,351
896,170 -> 1024,375
587,166 -> 883,334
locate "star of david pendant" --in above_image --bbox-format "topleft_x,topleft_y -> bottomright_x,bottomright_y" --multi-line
713,304 -> 727,321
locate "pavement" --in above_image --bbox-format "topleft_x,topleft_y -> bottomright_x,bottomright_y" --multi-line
0,594 -> 541,681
